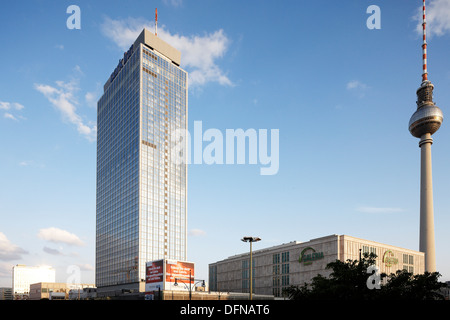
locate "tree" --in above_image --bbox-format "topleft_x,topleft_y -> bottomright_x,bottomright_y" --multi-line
284,253 -> 445,300
380,270 -> 445,300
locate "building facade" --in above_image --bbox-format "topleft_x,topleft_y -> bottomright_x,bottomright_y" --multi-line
12,265 -> 55,299
96,28 -> 188,297
209,235 -> 425,297
68,287 -> 97,300
29,282 -> 96,300
0,287 -> 12,300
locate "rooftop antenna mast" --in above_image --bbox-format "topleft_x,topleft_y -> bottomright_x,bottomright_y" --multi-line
155,8 -> 158,36
421,0 -> 428,84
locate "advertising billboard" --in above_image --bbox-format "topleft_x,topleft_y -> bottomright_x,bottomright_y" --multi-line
145,259 -> 164,292
145,259 -> 195,293
165,259 -> 195,291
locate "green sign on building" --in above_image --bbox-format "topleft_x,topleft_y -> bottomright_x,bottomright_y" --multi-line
299,247 -> 324,265
382,250 -> 398,267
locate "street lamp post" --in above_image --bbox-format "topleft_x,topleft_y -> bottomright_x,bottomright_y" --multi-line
241,236 -> 261,300
174,269 -> 205,300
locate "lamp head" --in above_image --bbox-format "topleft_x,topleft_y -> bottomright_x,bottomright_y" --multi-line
241,236 -> 261,243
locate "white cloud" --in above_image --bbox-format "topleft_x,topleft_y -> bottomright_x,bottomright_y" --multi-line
188,229 -> 207,237
84,82 -> 102,108
85,92 -> 98,108
100,16 -> 232,87
0,102 -> 11,110
4,113 -> 17,121
0,101 -> 25,121
18,160 -> 45,168
414,0 -> 450,37
0,232 -> 28,261
346,80 -> 369,98
356,206 -> 404,214
78,263 -> 94,271
13,103 -> 24,110
43,246 -> 64,256
73,65 -> 83,74
34,70 -> 97,141
163,0 -> 183,7
346,80 -> 368,90
0,262 -> 14,279
37,227 -> 85,247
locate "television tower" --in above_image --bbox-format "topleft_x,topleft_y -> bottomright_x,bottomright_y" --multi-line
408,0 -> 443,272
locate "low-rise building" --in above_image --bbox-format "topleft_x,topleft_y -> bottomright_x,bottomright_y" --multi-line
0,287 -> 13,300
209,234 -> 425,297
12,265 -> 55,299
29,282 -> 96,300
68,287 -> 97,300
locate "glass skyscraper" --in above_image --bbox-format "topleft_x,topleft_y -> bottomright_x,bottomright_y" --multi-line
96,29 -> 187,296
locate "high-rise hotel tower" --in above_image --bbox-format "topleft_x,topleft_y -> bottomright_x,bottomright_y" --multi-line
96,29 -> 188,296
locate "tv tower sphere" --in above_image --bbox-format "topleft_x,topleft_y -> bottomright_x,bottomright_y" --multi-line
409,81 -> 443,138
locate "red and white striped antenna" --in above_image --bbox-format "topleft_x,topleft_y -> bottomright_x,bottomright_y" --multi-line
421,0 -> 428,83
155,8 -> 158,36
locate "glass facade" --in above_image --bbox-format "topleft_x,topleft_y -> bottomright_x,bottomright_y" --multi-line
96,38 -> 187,291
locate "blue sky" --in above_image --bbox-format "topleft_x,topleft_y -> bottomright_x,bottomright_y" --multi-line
1,0 -> 450,287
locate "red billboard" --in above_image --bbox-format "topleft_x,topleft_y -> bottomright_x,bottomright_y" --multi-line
145,260 -> 164,291
165,260 -> 194,284
145,259 -> 195,293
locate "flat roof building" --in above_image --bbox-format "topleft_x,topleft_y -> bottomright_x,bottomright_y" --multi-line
29,282 -> 95,300
12,265 -> 55,299
0,287 -> 13,300
96,28 -> 188,297
209,235 -> 425,298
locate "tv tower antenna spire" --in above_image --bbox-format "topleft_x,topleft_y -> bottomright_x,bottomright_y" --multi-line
421,0 -> 428,83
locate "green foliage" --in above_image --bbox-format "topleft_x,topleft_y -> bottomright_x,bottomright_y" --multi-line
381,269 -> 445,300
284,253 -> 446,300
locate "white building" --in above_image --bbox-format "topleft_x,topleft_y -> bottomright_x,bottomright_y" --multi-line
12,265 -> 55,299
209,235 -> 425,297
